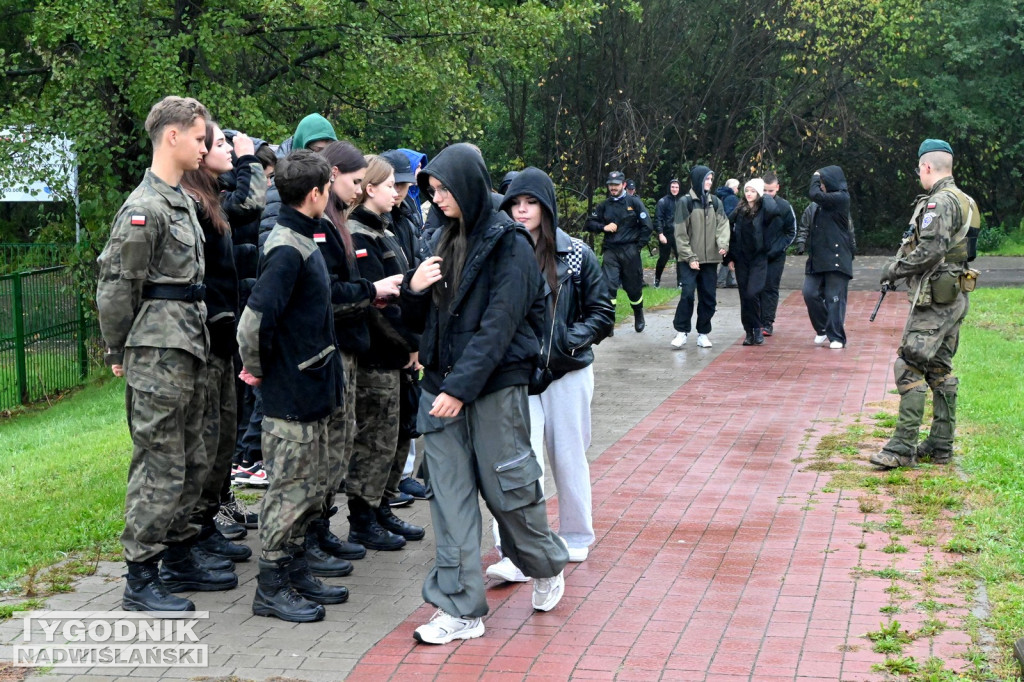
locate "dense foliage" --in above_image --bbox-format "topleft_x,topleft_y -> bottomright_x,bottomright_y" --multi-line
3,0 -> 1023,250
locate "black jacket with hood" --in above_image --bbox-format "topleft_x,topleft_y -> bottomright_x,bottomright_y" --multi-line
400,144 -> 546,404
500,168 -> 614,379
654,186 -> 681,237
804,166 -> 854,277
727,194 -> 783,265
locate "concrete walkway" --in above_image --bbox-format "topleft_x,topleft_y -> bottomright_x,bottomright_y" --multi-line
2,282 -> 977,681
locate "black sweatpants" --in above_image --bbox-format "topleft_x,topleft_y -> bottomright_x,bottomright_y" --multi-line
759,255 -> 787,326
602,245 -> 644,306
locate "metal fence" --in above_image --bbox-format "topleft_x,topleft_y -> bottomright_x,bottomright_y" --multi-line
0,266 -> 101,410
0,242 -> 80,275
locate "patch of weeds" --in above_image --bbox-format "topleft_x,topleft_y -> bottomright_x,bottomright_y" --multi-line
872,656 -> 919,675
915,599 -> 947,613
856,542 -> 867,549
0,599 -> 47,621
869,568 -> 906,580
944,536 -> 981,554
916,618 -> 948,638
872,411 -> 898,428
871,428 -> 889,438
880,604 -> 900,614
882,543 -> 909,554
859,495 -> 882,513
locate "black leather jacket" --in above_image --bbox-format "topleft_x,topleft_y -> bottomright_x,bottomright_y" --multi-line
541,229 -> 615,377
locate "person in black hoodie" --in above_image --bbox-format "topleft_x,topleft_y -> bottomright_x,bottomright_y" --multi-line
484,167 -> 613,581
798,166 -> 854,348
400,144 -> 568,645
180,122 -> 263,568
654,179 -> 682,288
760,172 -> 798,336
237,150 -> 348,623
726,179 -> 781,346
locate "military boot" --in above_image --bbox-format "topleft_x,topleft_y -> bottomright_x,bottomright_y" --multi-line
917,380 -> 958,464
303,529 -> 353,577
191,545 -> 235,572
252,557 -> 325,623
632,304 -> 646,333
160,542 -> 238,593
347,497 -> 406,551
870,384 -> 926,469
376,500 -> 425,540
197,519 -> 252,562
309,516 -> 366,560
123,559 -> 195,614
288,551 -> 349,604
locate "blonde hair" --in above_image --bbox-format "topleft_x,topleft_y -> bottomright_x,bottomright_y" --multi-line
726,178 -> 740,191
356,155 -> 395,207
144,96 -> 209,145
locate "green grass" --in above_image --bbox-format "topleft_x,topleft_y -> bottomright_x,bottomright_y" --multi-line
0,377 -> 130,586
979,228 -> 1024,256
613,284 -> 680,324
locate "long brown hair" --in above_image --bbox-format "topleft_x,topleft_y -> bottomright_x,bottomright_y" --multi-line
534,210 -> 558,295
322,140 -> 367,260
181,121 -> 230,236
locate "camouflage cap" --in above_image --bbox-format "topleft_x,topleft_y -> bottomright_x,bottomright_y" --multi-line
918,139 -> 953,158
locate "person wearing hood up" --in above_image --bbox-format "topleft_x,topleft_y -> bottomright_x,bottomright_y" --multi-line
726,179 -> 782,346
584,170 -> 653,332
400,144 -> 569,645
483,168 -> 613,583
671,165 -> 731,348
654,178 -> 682,288
716,179 -> 739,288
797,165 -> 854,349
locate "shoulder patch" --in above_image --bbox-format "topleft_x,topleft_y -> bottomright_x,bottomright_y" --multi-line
640,212 -> 648,219
355,248 -> 368,258
921,213 -> 936,229
314,233 -> 326,243
626,206 -> 634,212
130,215 -> 146,226
927,202 -> 937,209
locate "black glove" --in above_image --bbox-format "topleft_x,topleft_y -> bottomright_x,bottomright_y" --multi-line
795,242 -> 805,256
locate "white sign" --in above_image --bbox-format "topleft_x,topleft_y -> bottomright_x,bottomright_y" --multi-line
11,610 -> 208,668
0,128 -> 77,202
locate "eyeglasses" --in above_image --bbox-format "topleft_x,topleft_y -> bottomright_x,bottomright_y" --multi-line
427,185 -> 451,200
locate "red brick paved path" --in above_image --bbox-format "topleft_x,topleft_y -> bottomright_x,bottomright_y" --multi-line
347,291 -> 971,681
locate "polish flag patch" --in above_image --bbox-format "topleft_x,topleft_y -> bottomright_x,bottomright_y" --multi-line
130,215 -> 146,226
927,202 -> 937,209
355,249 -> 368,258
314,233 -> 326,243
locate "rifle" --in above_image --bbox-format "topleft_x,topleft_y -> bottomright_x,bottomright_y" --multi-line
870,282 -> 893,322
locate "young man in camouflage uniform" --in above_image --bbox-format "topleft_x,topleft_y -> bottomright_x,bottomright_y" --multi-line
237,150 -> 348,622
97,96 -> 237,615
870,139 -> 977,469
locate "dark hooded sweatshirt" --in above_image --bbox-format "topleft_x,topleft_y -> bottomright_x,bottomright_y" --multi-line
805,165 -> 854,277
400,144 -> 545,404
500,168 -> 614,378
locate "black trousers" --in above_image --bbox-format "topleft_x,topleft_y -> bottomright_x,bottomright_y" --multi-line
734,258 -> 768,332
602,245 -> 644,305
654,230 -> 678,286
802,272 -> 850,344
673,263 -> 719,333
759,255 -> 787,326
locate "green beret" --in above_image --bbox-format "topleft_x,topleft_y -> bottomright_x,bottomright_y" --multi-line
918,139 -> 954,157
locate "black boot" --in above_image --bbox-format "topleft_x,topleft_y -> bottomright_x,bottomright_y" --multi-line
252,557 -> 325,622
288,551 -> 349,604
303,529 -> 353,577
753,328 -> 765,345
191,545 -> 235,572
198,522 -> 252,562
743,331 -> 754,346
160,542 -> 238,593
123,559 -> 194,614
632,304 -> 646,333
376,501 -> 425,540
309,517 -> 366,560
347,497 -> 406,551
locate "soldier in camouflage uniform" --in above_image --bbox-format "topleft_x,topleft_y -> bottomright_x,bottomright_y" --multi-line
870,139 -> 978,469
97,96 -> 237,615
237,150 -> 348,623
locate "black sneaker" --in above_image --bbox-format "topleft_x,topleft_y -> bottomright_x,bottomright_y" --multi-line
388,492 -> 414,508
398,477 -> 428,500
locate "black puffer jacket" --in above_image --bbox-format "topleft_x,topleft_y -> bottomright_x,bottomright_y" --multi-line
727,194 -> 782,265
500,167 -> 614,378
765,194 -> 797,261
804,166 -> 854,277
401,144 -> 545,404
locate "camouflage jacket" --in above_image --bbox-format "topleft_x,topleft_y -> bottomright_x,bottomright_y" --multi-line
888,176 -> 968,291
96,170 -> 208,366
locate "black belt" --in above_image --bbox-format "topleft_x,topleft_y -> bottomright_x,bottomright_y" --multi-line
142,283 -> 206,302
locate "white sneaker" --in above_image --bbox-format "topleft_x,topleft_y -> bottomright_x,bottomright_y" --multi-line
532,571 -> 565,612
829,341 -> 844,349
566,546 -> 589,562
671,332 -> 687,348
696,334 -> 712,348
485,557 -> 529,583
814,334 -> 828,345
413,609 -> 485,644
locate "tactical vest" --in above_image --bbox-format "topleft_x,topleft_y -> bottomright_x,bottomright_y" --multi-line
937,185 -> 981,263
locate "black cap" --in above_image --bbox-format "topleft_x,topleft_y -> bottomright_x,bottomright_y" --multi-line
606,171 -> 626,185
625,179 -> 636,190
380,149 -> 416,184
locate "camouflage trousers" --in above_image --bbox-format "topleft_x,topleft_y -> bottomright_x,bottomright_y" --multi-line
324,351 -> 357,514
121,346 -> 207,562
192,353 -> 237,523
898,291 -> 969,383
259,415 -> 330,561
345,367 -> 399,508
